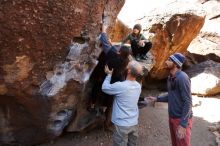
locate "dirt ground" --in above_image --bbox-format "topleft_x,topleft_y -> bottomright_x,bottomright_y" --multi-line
40,90 -> 219,146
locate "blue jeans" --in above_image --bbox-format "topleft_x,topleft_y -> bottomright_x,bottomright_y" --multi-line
113,125 -> 138,146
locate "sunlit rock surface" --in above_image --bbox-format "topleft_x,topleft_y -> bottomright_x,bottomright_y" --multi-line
187,0 -> 220,65
0,0 -> 124,145
185,60 -> 220,96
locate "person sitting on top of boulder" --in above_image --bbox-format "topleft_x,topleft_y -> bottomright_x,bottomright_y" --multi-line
122,24 -> 152,61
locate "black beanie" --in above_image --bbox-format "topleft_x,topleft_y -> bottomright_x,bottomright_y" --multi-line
133,24 -> 142,32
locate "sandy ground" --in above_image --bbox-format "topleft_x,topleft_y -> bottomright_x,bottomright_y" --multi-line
39,92 -> 220,146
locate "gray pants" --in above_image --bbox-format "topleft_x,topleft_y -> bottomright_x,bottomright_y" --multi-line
113,125 -> 138,146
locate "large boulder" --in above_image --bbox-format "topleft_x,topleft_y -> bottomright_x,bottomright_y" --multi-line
0,0 -> 125,145
116,0 -> 220,80
186,0 -> 220,68
138,1 -> 205,79
148,13 -> 204,79
188,0 -> 220,58
113,1 -> 206,79
185,60 -> 220,96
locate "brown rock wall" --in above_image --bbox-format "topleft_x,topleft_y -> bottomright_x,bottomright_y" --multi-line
0,0 -> 125,145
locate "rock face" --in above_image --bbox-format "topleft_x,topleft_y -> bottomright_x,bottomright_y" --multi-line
112,1 -> 206,79
145,0 -> 220,79
188,0 -> 220,58
115,0 -> 220,80
0,0 -> 124,145
107,0 -> 220,97
185,60 -> 220,96
149,13 -> 204,79
209,121 -> 220,146
138,2 -> 206,79
1,0 -> 219,145
108,19 -> 131,42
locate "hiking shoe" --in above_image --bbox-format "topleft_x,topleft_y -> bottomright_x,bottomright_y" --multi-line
141,55 -> 148,60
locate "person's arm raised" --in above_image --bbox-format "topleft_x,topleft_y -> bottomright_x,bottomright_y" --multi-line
102,65 -> 123,95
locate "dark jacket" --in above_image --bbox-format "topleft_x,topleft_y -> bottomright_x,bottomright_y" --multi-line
91,32 -> 126,83
107,56 -> 127,84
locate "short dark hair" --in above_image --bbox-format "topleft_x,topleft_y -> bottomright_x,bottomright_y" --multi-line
133,24 -> 142,32
119,45 -> 130,59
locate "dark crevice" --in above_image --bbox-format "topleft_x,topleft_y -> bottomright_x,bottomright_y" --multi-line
201,0 -> 210,4
201,53 -> 219,63
186,52 -> 220,68
72,37 -> 86,44
201,32 -> 220,44
209,14 -> 220,20
87,52 -> 107,109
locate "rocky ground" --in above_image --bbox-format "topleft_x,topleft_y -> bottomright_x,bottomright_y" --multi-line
39,90 -> 220,146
